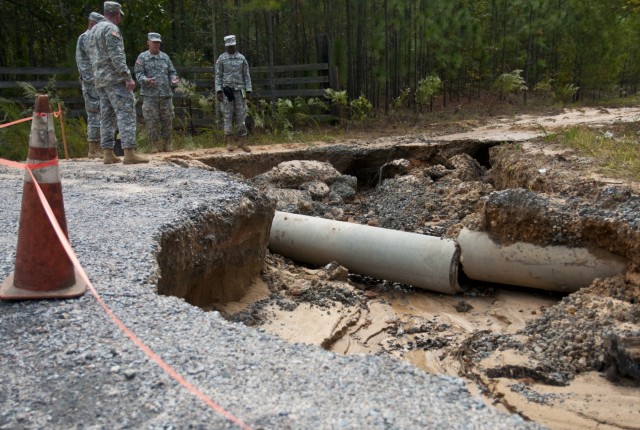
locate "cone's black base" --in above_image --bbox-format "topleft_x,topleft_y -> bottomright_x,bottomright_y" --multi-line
0,270 -> 87,300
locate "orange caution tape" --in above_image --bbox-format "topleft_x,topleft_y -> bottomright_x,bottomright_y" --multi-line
2,159 -> 254,430
0,117 -> 33,129
1,108 -> 63,129
0,158 -> 59,170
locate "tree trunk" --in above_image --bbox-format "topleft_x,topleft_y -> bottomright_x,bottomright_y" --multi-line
384,0 -> 389,114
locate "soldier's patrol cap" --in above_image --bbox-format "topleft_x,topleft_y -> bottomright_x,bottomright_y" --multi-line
88,12 -> 105,23
224,35 -> 236,46
104,1 -> 124,15
148,33 -> 162,42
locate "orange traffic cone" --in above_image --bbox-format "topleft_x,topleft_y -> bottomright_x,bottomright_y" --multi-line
0,95 -> 86,300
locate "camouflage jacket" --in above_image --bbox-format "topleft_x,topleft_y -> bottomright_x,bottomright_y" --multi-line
88,20 -> 132,89
75,30 -> 94,84
215,52 -> 252,93
134,50 -> 178,97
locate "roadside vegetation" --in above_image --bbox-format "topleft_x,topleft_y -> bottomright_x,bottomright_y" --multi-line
548,123 -> 640,181
1,74 -> 639,183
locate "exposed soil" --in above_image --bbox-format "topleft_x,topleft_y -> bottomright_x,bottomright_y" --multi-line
164,107 -> 640,430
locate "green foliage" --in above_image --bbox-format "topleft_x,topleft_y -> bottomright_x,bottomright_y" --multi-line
18,80 -> 63,107
392,88 -> 411,111
0,82 -> 71,161
57,117 -> 92,159
324,89 -> 372,121
173,78 -> 214,135
415,75 -> 442,110
248,97 -> 320,138
554,83 -> 579,105
0,95 -> 89,161
323,89 -> 348,124
0,98 -> 31,161
172,49 -> 207,68
174,78 -> 198,99
274,99 -> 296,133
553,125 -> 640,181
171,128 -> 224,152
248,99 -> 269,131
533,78 -> 555,99
493,70 -> 528,97
349,95 -> 373,121
324,89 -> 348,108
306,97 -> 328,115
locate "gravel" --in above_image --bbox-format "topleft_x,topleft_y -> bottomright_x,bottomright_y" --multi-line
0,159 -> 544,430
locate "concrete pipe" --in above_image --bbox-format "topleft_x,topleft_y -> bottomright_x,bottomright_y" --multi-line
269,211 -> 464,295
457,228 -> 628,293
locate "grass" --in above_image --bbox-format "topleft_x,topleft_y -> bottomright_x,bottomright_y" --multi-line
548,123 -> 640,181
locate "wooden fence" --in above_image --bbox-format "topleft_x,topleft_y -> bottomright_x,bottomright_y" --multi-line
0,63 -> 339,127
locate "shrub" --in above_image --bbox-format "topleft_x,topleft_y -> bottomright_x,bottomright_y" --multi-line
349,94 -> 373,120
415,75 -> 442,111
494,69 -> 528,100
554,83 -> 579,105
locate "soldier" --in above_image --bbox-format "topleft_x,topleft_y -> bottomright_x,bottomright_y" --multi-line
215,35 -> 253,152
135,32 -> 179,153
75,12 -> 104,159
88,1 -> 148,164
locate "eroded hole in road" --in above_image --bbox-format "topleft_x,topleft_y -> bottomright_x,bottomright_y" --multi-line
164,135 -> 639,429
191,138 -> 495,186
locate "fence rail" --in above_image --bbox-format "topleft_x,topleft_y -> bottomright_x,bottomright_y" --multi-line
0,63 -> 339,125
0,63 -> 337,98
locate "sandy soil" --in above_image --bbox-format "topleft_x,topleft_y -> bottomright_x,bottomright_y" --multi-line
178,106 -> 640,430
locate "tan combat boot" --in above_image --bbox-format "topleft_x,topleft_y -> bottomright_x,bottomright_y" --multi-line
225,135 -> 235,152
238,137 -> 251,153
162,137 -> 172,152
103,148 -> 122,164
149,141 -> 160,153
123,148 -> 149,164
88,141 -> 103,159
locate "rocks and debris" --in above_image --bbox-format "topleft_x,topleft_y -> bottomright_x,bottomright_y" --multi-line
507,383 -> 566,405
455,300 -> 473,313
602,331 -> 640,384
486,365 -> 569,386
222,119 -> 640,429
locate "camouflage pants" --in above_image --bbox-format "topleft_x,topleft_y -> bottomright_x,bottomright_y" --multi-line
81,82 -> 101,142
96,84 -> 137,149
221,90 -> 248,137
141,96 -> 174,141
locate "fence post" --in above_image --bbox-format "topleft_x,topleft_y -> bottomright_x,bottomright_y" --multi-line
57,102 -> 69,160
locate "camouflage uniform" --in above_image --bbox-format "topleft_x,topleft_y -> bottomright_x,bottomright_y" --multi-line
135,50 -> 177,142
75,27 -> 101,142
215,51 -> 252,136
88,19 -> 136,150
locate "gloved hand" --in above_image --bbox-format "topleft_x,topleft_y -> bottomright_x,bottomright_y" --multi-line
246,91 -> 251,99
216,91 -> 223,101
